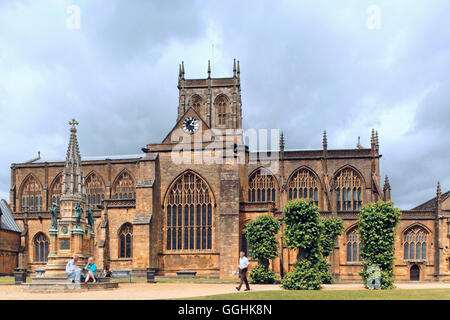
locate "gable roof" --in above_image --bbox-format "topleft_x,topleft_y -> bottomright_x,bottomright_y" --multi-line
0,199 -> 21,233
411,190 -> 450,210
161,107 -> 214,144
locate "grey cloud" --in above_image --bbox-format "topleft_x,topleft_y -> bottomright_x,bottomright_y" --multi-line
0,0 -> 449,209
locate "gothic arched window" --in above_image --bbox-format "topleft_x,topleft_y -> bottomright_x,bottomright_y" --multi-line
165,171 -> 214,251
113,171 -> 136,200
215,95 -> 229,126
50,174 -> 63,206
119,223 -> 133,258
288,168 -> 319,207
335,168 -> 362,211
248,168 -> 276,203
20,175 -> 43,212
33,233 -> 49,262
191,95 -> 203,114
403,226 -> 428,261
85,172 -> 105,209
346,227 -> 361,262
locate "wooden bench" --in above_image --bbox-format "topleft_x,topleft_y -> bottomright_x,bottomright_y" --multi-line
176,270 -> 197,278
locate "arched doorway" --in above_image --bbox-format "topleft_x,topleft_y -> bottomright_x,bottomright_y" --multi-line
410,265 -> 420,281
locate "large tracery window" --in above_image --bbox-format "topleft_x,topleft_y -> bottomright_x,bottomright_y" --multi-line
346,227 -> 361,262
50,174 -> 62,206
248,168 -> 276,203
288,168 -> 319,206
165,171 -> 214,251
119,223 -> 133,258
404,226 -> 427,261
85,172 -> 105,209
215,95 -> 229,126
21,175 -> 43,212
113,171 -> 136,200
335,168 -> 362,211
33,233 -> 49,262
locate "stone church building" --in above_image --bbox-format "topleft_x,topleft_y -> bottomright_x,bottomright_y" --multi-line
8,61 -> 450,281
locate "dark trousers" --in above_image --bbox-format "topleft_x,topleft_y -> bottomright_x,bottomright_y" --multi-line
238,268 -> 250,290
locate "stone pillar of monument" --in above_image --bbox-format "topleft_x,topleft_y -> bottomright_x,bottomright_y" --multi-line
45,119 -> 95,277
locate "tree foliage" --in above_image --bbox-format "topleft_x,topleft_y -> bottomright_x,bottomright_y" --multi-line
242,214 -> 280,284
358,201 -> 401,289
282,199 -> 343,289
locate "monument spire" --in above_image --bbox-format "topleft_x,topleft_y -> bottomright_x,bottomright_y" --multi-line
62,118 -> 83,198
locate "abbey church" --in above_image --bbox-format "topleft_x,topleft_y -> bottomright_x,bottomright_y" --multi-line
6,61 -> 450,281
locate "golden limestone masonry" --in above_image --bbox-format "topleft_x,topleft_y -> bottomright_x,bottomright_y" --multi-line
8,61 -> 450,281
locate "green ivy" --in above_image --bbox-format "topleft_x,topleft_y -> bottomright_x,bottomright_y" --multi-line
358,201 -> 401,290
282,199 -> 343,289
242,214 -> 280,284
249,264 -> 277,284
281,260 -> 321,290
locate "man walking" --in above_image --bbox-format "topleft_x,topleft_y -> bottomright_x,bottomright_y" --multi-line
236,251 -> 250,291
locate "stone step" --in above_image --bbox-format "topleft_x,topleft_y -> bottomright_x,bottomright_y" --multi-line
23,282 -> 118,292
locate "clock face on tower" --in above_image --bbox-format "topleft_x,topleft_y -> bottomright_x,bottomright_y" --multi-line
182,116 -> 200,135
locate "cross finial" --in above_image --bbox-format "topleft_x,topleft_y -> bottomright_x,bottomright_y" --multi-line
69,118 -> 79,128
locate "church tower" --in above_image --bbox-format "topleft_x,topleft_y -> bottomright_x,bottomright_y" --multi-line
177,60 -> 242,137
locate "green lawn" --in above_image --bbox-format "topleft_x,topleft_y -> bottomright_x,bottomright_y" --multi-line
188,288 -> 450,300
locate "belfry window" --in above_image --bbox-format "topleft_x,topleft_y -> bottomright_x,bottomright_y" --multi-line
403,226 -> 427,261
215,95 -> 229,126
335,168 -> 362,211
287,168 -> 319,207
20,175 -> 43,212
165,171 -> 213,251
248,168 -> 276,203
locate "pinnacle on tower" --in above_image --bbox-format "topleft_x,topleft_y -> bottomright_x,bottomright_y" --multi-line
61,119 -> 84,198
383,175 -> 391,191
237,60 -> 240,78
437,181 -> 441,199
280,131 -> 285,152
322,130 -> 327,150
375,130 -> 379,151
356,136 -> 363,149
383,175 -> 391,201
233,59 -> 237,77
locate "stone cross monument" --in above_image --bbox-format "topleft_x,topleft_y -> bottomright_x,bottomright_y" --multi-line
45,119 -> 95,277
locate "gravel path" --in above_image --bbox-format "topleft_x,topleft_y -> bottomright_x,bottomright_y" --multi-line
0,282 -> 449,300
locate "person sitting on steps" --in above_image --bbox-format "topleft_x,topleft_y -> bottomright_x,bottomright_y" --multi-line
66,255 -> 82,283
83,256 -> 97,283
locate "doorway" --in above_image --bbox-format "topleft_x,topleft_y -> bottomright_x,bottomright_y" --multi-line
410,264 -> 420,281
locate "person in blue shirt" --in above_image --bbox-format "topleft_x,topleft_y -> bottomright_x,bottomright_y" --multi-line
83,257 -> 97,283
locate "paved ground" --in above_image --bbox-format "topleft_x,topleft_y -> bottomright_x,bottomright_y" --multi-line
0,282 -> 449,300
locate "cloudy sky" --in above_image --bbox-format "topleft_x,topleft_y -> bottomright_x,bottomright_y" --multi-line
0,0 -> 448,209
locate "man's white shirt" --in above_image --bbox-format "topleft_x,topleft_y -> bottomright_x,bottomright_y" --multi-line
239,256 -> 249,270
